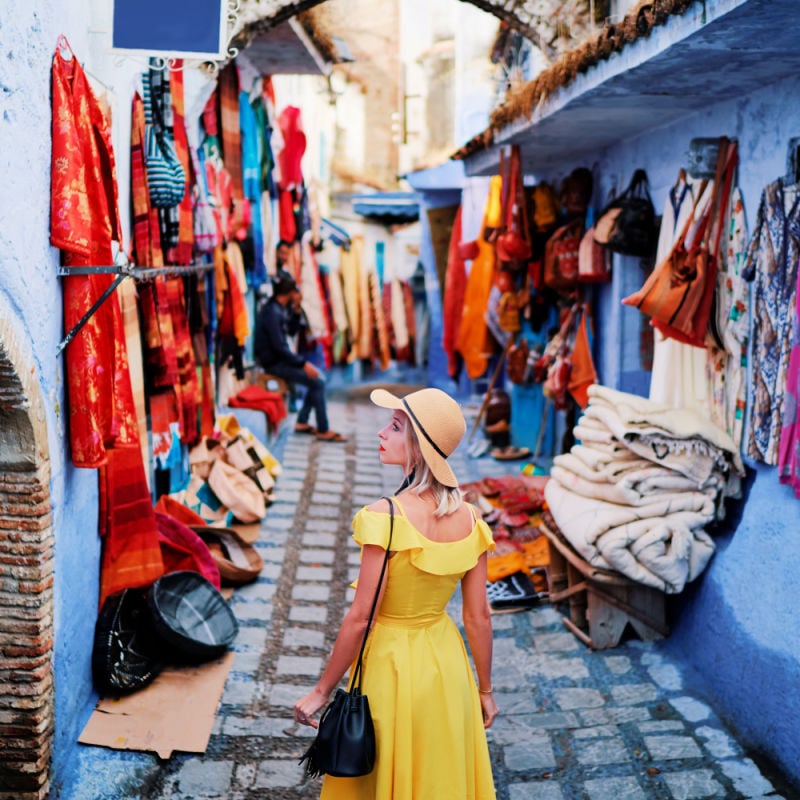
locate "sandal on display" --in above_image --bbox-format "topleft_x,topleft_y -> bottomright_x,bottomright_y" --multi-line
491,446 -> 531,462
315,430 -> 347,443
294,423 -> 317,435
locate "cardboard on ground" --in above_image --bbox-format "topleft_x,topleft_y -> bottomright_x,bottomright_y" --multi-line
79,652 -> 234,759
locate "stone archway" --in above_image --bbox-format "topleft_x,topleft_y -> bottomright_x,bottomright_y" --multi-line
238,0 -> 596,60
0,302 -> 54,800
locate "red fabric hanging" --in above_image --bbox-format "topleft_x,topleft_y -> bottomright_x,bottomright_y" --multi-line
166,63 -> 194,265
218,63 -> 243,200
99,446 -> 164,607
50,44 -> 138,467
277,106 -> 307,189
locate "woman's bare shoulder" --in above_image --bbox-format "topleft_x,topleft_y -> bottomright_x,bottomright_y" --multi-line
364,497 -> 393,514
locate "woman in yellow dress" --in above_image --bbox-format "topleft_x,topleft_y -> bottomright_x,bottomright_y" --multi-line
294,387 -> 498,799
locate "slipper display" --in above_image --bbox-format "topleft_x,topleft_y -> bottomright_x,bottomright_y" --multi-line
191,526 -> 264,586
491,446 -> 531,461
315,430 -> 347,442
294,424 -> 317,434
486,571 -> 540,613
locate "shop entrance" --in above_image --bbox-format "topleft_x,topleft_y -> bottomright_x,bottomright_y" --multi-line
0,306 -> 55,800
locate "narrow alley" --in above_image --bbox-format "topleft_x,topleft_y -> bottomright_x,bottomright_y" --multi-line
62,390 -> 792,800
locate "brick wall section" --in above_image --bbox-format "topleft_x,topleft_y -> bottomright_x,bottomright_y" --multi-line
0,331 -> 54,800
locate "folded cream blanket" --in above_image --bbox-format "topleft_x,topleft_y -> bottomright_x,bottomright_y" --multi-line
586,384 -> 744,478
544,479 -> 716,593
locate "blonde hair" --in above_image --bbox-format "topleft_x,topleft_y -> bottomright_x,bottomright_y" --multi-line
402,414 -> 463,517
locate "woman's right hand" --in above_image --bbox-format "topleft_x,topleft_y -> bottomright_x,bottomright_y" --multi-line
480,692 -> 498,728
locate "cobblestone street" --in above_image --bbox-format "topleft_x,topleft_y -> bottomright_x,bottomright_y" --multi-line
65,389 -> 794,800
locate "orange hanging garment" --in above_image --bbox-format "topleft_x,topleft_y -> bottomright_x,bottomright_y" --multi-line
442,204 -> 467,378
456,180 -> 500,379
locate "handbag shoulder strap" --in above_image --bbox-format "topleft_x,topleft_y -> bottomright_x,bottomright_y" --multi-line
709,140 -> 738,260
674,177 -> 710,248
348,497 -> 394,693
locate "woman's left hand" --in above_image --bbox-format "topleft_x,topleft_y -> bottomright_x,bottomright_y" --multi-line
480,692 -> 499,729
293,687 -> 330,728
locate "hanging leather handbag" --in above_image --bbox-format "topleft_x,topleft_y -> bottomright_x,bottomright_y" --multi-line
594,169 -> 657,257
543,219 -> 582,295
622,138 -> 737,347
299,498 -> 395,779
578,225 -> 611,283
496,145 -> 532,265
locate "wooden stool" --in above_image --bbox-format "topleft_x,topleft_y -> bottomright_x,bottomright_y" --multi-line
541,524 -> 669,649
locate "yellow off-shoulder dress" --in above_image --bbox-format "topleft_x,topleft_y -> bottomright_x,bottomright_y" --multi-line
320,498 -> 496,800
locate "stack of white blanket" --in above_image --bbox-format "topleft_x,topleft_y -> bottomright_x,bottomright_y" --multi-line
544,385 -> 745,594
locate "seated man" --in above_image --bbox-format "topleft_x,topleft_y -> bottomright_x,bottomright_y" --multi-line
254,271 -> 346,442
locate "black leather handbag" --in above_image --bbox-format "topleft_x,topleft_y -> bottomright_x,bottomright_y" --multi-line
594,169 -> 657,258
299,498 -> 395,779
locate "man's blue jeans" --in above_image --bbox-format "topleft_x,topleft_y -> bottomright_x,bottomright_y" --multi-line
265,363 -> 329,434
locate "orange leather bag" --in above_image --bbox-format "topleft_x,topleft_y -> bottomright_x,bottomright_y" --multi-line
622,138 -> 737,347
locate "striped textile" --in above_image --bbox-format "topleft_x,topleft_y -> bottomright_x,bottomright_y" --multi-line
167,63 -> 194,265
218,63 -> 244,200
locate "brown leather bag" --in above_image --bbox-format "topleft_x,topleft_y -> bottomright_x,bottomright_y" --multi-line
544,219 -> 582,296
622,138 -> 737,347
496,145 -> 532,265
507,339 -> 530,384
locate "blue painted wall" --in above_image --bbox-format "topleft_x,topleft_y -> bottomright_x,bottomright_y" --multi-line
574,70 -> 800,785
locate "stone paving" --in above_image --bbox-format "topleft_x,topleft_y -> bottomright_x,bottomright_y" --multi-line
65,390 -> 797,800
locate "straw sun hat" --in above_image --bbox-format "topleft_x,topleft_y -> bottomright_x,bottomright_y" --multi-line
370,388 -> 466,488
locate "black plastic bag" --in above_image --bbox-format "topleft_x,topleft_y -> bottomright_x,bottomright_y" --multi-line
92,589 -> 163,694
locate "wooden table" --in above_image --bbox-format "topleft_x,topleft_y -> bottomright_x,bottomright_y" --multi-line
541,523 -> 669,649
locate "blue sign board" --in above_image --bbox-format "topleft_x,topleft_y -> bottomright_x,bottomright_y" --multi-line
112,0 -> 228,59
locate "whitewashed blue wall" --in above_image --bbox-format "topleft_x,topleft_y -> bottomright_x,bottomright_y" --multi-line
565,70 -> 800,784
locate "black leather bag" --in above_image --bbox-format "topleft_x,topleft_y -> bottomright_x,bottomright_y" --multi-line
299,499 -> 395,779
594,169 -> 657,258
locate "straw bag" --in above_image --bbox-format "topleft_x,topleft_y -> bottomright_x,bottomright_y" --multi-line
300,498 -> 395,778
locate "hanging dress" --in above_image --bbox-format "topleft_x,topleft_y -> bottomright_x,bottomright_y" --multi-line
50,46 -> 139,467
321,499 -> 496,800
649,173 -> 712,414
742,178 -> 800,464
705,187 -> 749,447
456,179 -> 500,380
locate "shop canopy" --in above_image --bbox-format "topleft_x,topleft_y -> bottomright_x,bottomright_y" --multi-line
351,192 -> 419,224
